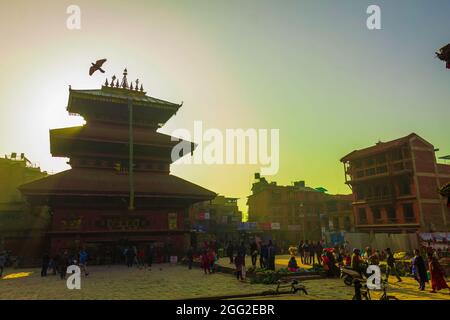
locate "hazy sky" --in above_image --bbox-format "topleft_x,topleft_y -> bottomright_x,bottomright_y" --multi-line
1,0 -> 449,215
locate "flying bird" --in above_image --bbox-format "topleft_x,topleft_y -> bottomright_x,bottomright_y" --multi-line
435,43 -> 450,69
89,59 -> 107,76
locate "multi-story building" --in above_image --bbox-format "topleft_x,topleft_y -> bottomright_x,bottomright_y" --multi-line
341,133 -> 450,234
189,195 -> 242,244
0,153 -> 48,264
247,177 -> 354,244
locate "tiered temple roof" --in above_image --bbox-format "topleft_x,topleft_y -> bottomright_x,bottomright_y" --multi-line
20,69 -> 215,202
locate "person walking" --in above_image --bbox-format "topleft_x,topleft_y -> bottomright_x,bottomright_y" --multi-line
385,248 -> 402,283
133,246 -> 139,266
137,247 -> 146,269
186,246 -> 194,270
238,242 -> 246,262
51,254 -> 60,275
428,252 -> 449,293
207,249 -> 216,273
226,242 -> 234,264
298,240 -> 305,264
59,250 -> 69,280
302,241 -> 311,265
250,241 -> 258,268
79,248 -> 89,276
147,244 -> 154,270
0,251 -> 6,278
200,250 -> 210,275
316,241 -> 323,264
126,246 -> 135,268
411,249 -> 428,291
41,252 -> 50,277
267,240 -> 276,270
235,254 -> 244,281
260,243 -> 268,269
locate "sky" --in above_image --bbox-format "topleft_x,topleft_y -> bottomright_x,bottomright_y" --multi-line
0,0 -> 449,216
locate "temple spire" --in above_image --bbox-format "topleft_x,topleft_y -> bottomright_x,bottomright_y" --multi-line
121,68 -> 128,89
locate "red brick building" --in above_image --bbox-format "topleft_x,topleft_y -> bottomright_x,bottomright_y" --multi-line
20,71 -> 215,262
341,133 -> 450,234
247,178 -> 354,244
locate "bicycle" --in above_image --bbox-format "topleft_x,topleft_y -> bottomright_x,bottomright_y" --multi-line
261,279 -> 308,296
352,279 -> 399,300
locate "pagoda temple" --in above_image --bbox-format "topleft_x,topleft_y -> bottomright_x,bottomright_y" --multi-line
20,69 -> 216,262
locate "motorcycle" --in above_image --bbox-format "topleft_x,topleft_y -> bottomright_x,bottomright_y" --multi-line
340,263 -> 368,286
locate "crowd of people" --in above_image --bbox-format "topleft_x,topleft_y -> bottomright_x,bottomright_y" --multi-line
226,240 -> 278,281
39,249 -> 90,280
309,242 -> 449,294
2,237 -> 449,296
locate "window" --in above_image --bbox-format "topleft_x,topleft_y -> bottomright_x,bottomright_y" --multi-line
376,166 -> 387,174
391,148 -> 403,161
372,207 -> 382,223
403,204 -> 415,222
366,158 -> 375,166
386,206 -> 396,223
358,208 -> 367,224
399,177 -> 411,195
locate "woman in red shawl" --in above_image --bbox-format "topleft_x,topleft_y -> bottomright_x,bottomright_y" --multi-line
207,249 -> 216,273
427,253 -> 449,293
200,250 -> 210,274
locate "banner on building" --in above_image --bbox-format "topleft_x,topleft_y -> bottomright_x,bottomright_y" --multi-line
198,212 -> 210,220
168,212 -> 178,230
238,222 -> 257,230
271,222 -> 281,230
258,222 -> 271,230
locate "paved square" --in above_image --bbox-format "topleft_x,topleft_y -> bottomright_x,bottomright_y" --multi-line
1,262 -> 449,300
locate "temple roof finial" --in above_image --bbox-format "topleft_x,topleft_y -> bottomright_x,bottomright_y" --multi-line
121,68 -> 128,89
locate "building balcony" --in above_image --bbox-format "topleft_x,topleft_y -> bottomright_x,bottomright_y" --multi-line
345,162 -> 412,184
404,217 -> 417,223
364,194 -> 395,204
